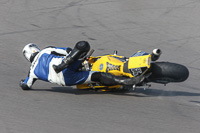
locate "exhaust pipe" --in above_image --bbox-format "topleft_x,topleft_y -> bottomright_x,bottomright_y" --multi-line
151,49 -> 162,61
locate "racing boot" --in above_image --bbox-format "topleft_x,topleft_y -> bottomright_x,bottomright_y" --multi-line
53,41 -> 90,73
91,72 -> 143,86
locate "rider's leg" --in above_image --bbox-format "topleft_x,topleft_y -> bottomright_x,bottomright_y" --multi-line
63,71 -> 142,86
91,72 -> 142,86
53,41 -> 90,73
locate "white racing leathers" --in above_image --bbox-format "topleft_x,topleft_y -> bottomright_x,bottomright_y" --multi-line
23,47 -> 92,88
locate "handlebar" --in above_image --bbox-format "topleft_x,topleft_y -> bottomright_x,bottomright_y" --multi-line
85,49 -> 95,61
88,49 -> 95,57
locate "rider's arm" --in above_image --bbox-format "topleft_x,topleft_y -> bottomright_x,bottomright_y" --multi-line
46,46 -> 72,56
20,73 -> 37,90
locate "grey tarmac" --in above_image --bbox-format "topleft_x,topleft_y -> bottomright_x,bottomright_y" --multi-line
0,0 -> 199,133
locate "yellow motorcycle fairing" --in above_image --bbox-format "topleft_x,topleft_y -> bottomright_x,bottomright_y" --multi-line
91,56 -> 132,77
76,83 -> 121,91
76,53 -> 151,90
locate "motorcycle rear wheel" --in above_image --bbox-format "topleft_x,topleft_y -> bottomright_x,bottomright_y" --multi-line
148,62 -> 189,84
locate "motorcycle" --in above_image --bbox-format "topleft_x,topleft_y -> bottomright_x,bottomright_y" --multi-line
76,49 -> 189,91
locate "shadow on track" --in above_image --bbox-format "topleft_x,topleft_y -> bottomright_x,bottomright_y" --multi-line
30,87 -> 200,97
133,88 -> 200,97
30,87 -> 147,97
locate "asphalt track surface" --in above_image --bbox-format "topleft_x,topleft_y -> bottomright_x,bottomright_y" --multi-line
0,0 -> 200,133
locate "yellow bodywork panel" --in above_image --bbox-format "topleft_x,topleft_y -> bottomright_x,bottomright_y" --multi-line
76,84 -> 121,90
92,56 -> 124,76
128,55 -> 151,69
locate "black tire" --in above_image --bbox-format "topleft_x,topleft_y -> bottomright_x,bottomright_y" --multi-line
148,62 -> 189,84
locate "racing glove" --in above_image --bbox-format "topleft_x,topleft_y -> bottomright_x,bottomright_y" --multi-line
19,80 -> 31,90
